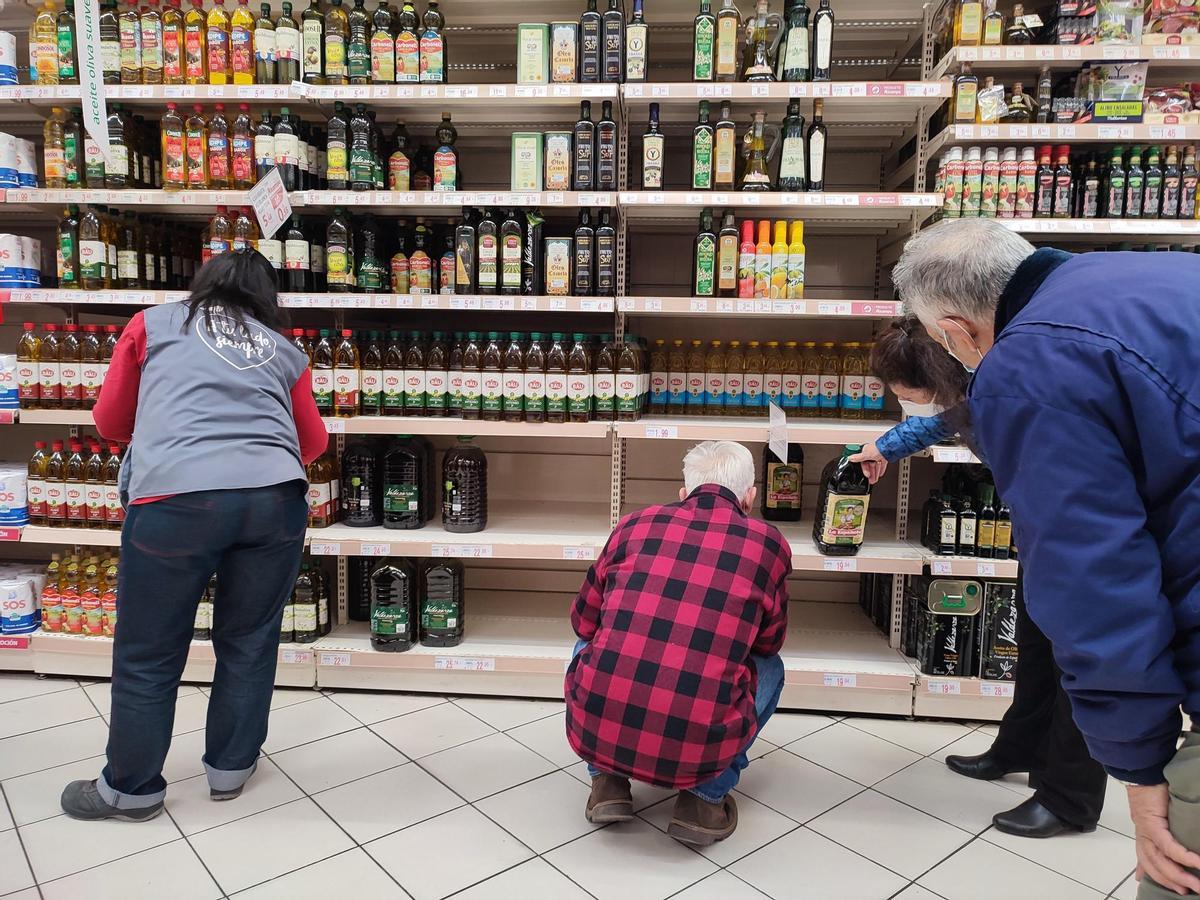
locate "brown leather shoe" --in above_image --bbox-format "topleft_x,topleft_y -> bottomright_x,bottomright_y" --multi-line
667,791 -> 738,846
586,774 -> 634,824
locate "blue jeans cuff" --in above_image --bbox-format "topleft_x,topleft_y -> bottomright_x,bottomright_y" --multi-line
97,772 -> 166,809
203,756 -> 258,792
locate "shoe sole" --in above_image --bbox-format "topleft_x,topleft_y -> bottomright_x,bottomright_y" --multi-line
210,789 -> 243,801
63,804 -> 165,823
992,820 -> 1096,839
667,796 -> 738,847
586,800 -> 634,824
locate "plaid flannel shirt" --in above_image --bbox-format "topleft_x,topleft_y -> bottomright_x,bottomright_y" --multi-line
564,484 -> 791,789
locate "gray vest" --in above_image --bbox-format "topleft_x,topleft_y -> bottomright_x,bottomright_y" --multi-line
121,303 -> 309,502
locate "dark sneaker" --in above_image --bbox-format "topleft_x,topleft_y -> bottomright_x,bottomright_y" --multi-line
210,785 -> 244,801
585,774 -> 634,824
61,779 -> 164,822
667,791 -> 738,846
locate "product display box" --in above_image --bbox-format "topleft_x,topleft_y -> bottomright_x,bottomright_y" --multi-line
517,23 -> 550,84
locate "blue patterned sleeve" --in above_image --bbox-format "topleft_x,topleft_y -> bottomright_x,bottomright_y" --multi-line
874,413 -> 957,463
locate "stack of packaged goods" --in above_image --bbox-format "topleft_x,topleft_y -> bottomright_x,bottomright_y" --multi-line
26,438 -> 125,531
919,466 -> 1016,560
16,322 -> 118,412
359,555 -> 464,652
901,574 -> 1019,682
39,552 -> 120,638
0,563 -> 48,636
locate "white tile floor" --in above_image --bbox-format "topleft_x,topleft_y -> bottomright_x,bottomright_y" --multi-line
0,673 -> 1142,899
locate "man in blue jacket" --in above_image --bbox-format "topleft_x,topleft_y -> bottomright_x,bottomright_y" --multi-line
895,217 -> 1200,899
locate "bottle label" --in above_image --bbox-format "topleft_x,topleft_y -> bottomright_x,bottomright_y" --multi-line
545,372 -> 567,414
793,372 -> 814,409
818,373 -> 839,408
208,134 -> 229,179
285,239 -> 309,269
864,375 -> 885,411
162,25 -> 181,77
960,517 -> 977,547
324,33 -> 345,75
433,149 -> 456,190
784,26 -> 809,73
523,370 -> 545,409
82,361 -> 103,401
60,360 -> 81,399
692,129 -> 713,189
184,131 -> 205,184
419,32 -> 442,82
410,254 -> 432,292
44,147 -> 65,180
684,371 -> 703,406
117,249 -> 138,280
667,370 -> 686,405
722,371 -> 742,408
388,152 -> 410,190
208,26 -> 229,73
108,143 -> 128,176
183,27 -> 203,77
311,368 -> 334,407
743,372 -> 764,408
625,24 -> 647,80
254,133 -> 275,168
716,15 -> 736,75
349,37 -> 370,80
57,27 -> 76,78
276,24 -> 298,59
101,38 -> 120,74
425,369 -> 447,408
404,369 -> 426,406
232,25 -> 252,72
120,19 -> 141,70
808,131 -> 826,186
643,135 -> 664,188
381,368 -> 403,409
815,16 -> 832,70
840,374 -> 864,410
67,491 -> 86,526
359,369 -> 383,408
616,373 -> 638,414
370,33 -> 394,81
779,136 -> 805,182
567,373 -> 592,415
105,483 -> 123,522
955,81 -> 977,122
395,31 -> 418,81
983,17 -> 1002,45
302,20 -> 322,75
764,371 -> 783,404
254,25 -> 275,60
765,462 -> 801,510
959,5 -> 982,42
593,371 -> 616,414
820,493 -> 870,546
501,235 -> 521,288
38,360 -> 60,399
80,239 -> 106,280
460,370 -> 482,409
695,235 -> 715,296
258,239 -> 282,267
141,20 -> 163,68
58,232 -> 76,283
715,128 -> 735,182
478,371 -> 501,413
704,372 -> 723,407
325,141 -> 348,180
229,134 -> 251,181
27,478 -> 45,518
85,483 -> 104,522
273,132 -> 298,166
693,17 -> 713,80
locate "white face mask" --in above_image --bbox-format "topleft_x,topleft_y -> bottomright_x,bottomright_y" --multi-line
899,400 -> 944,418
937,322 -> 984,374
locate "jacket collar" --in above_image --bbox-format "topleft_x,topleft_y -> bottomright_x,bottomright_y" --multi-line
994,248 -> 1073,335
686,484 -> 747,516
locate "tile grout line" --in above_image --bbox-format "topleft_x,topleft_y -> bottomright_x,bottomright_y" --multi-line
162,805 -> 234,900
0,783 -> 42,900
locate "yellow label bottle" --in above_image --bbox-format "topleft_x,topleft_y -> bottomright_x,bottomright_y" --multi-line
769,219 -> 788,299
230,0 -> 255,84
206,0 -> 231,84
753,219 -> 771,299
787,220 -> 805,299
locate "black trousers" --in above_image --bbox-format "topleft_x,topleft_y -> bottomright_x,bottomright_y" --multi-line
988,574 -> 1107,828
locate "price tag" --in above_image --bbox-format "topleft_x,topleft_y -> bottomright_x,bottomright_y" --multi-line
1063,46 -> 1082,59
1008,125 -> 1029,139
325,418 -> 346,434
823,558 -> 858,572
445,85 -> 478,98
489,84 -> 508,97
648,193 -> 666,204
645,425 -> 678,439
958,47 -> 979,61
772,301 -> 790,314
625,84 -> 643,97
580,298 -> 607,312
550,297 -> 567,311
979,125 -> 999,139
1035,46 -> 1055,60
981,46 -> 1002,61
1102,44 -> 1126,59
717,299 -> 733,312
563,546 -> 596,560
931,560 -> 952,575
618,298 -> 634,311
690,298 -> 709,312
1005,46 -> 1028,60
1058,125 -> 1076,139
360,543 -> 392,556
644,298 -> 662,311
421,295 -> 440,308
817,301 -> 852,316
248,167 -> 291,239
977,562 -> 997,577
823,674 -> 857,688
751,84 -> 770,97
281,649 -> 313,664
934,445 -> 975,463
432,544 -> 494,558
954,125 -> 974,139
309,542 -> 342,556
522,298 -> 539,310
319,652 -> 351,667
650,84 -> 670,97
980,682 -> 1016,698
1151,125 -> 1184,140
927,679 -> 962,695
0,636 -> 30,650
435,657 -> 496,671
737,300 -> 754,313
697,84 -> 714,97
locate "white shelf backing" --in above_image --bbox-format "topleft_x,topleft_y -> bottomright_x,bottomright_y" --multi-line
313,602 -> 918,715
617,415 -> 899,447
619,297 -> 901,318
913,673 -> 1014,721
29,631 -> 317,686
776,520 -> 928,576
935,43 -> 1200,78
306,502 -> 613,560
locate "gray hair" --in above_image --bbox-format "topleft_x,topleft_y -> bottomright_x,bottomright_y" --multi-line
893,219 -> 1036,325
682,441 -> 756,498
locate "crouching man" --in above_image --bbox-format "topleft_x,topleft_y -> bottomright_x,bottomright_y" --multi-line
564,441 -> 790,846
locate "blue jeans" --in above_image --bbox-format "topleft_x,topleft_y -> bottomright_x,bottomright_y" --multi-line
574,638 -> 785,803
98,482 -> 308,809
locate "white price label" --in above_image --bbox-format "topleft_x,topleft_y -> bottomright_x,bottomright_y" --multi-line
563,546 -> 596,561
435,656 -> 496,671
751,84 -> 770,96
618,298 -> 635,311
927,679 -> 962,695
822,558 -> 858,572
979,125 -> 999,139
980,682 -> 1016,698
325,418 -> 346,433
717,299 -> 734,312
1009,125 -> 1029,138
319,652 -> 351,666
421,296 -> 440,308
976,562 -> 997,577
651,84 -> 670,96
550,298 -> 567,311
690,298 -> 710,312
489,84 -> 508,97
817,302 -> 852,316
645,425 -> 678,439
644,298 -> 662,311
309,542 -> 342,556
823,673 -> 857,688
955,125 -> 974,139
432,544 -> 494,558
281,649 -> 313,664
359,543 -> 391,557
521,298 -> 539,310
931,560 -> 953,576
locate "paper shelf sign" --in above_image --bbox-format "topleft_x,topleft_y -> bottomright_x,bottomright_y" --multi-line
249,167 -> 292,239
79,0 -> 113,167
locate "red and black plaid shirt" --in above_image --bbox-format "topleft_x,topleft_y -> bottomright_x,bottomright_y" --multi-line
564,484 -> 791,789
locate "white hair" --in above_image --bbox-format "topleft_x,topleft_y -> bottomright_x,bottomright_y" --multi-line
682,441 -> 755,498
893,219 -> 1036,326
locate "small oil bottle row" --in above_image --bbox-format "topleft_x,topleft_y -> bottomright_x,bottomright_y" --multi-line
193,560 -> 332,644
919,468 -> 1016,560
693,214 -> 807,299
27,439 -> 126,530
16,322 -> 120,411
39,552 -> 120,637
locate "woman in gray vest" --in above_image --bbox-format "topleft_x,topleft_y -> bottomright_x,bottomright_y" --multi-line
60,250 -> 328,821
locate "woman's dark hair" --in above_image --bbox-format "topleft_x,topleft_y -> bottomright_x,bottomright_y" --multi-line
870,315 -> 969,409
183,249 -> 289,334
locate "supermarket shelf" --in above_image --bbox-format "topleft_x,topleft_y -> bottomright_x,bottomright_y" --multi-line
21,525 -> 120,546
0,635 -> 34,672
927,444 -> 981,464
298,190 -> 614,212
912,673 -> 1014,720
313,603 -> 919,714
931,123 -> 1200,155
933,43 -> 1200,79
2,189 -> 254,213
322,417 -> 611,438
775,519 -> 928,576
928,556 -> 1020,580
28,631 -> 317,686
618,296 -> 901,318
998,218 -> 1200,240
617,415 -> 899,446
618,191 -> 940,225
2,289 -> 189,305
306,502 -> 612,560
14,409 -> 95,425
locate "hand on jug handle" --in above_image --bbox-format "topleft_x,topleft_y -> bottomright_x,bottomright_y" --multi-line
1129,783 -> 1200,896
849,442 -> 887,485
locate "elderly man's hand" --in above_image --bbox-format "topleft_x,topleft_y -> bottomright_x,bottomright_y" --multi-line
848,442 -> 888,484
1130,783 -> 1200,896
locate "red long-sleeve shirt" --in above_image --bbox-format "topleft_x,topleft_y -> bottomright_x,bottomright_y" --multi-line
93,310 -> 327,503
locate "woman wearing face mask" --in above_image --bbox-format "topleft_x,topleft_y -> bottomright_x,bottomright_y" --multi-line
848,316 -> 969,484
